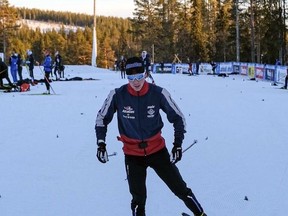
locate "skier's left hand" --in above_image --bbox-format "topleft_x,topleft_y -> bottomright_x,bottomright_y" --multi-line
171,144 -> 182,164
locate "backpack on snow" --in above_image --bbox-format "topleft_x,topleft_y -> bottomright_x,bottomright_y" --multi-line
20,83 -> 30,92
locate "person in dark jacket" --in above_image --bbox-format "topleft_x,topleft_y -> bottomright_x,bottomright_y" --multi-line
281,68 -> 288,89
17,53 -> 23,81
95,57 -> 206,216
210,61 -> 217,75
141,50 -> 155,84
53,51 -> 62,80
0,57 -> 14,88
26,50 -> 35,83
119,55 -> 126,79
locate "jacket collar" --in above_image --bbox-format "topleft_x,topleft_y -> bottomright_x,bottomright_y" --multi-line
127,81 -> 149,96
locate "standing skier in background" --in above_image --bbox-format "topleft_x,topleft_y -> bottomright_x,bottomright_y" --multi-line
53,51 -> 62,80
119,55 -> 126,79
9,51 -> 18,83
17,53 -> 23,81
42,49 -> 53,94
141,50 -> 155,84
26,50 -> 35,84
95,56 -> 207,216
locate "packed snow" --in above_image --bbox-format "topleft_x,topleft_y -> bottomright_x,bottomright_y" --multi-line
0,65 -> 287,216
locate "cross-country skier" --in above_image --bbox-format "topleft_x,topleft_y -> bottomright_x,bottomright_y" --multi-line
141,50 -> 155,84
42,49 -> 53,94
53,51 -> 63,80
119,55 -> 126,79
95,56 -> 207,216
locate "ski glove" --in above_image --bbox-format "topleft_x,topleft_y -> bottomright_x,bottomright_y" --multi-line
171,144 -> 182,164
97,141 -> 109,163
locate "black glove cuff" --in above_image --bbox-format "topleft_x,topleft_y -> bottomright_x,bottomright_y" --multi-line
97,141 -> 106,148
173,142 -> 182,147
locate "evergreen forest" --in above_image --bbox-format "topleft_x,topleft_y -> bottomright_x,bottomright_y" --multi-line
0,0 -> 288,68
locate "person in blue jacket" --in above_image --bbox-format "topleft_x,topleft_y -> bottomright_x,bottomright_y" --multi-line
95,57 -> 206,216
42,49 -> 53,94
9,51 -> 18,83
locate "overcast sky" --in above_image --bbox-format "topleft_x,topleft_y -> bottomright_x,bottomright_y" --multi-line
9,0 -> 134,18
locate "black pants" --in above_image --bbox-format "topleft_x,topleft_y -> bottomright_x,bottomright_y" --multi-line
29,69 -> 34,80
125,147 -> 204,215
44,72 -> 50,91
121,70 -> 125,79
284,75 -> 288,88
18,66 -> 23,81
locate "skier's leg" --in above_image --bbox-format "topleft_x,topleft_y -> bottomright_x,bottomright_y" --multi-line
150,148 -> 204,215
125,155 -> 147,216
44,72 -> 50,93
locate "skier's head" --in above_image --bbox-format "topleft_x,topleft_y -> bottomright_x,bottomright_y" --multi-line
141,50 -> 147,59
27,50 -> 32,56
126,57 -> 144,75
126,56 -> 146,92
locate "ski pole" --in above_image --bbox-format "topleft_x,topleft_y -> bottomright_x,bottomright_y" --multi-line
38,65 -> 56,94
0,69 -> 7,75
182,139 -> 198,154
182,137 -> 208,154
108,152 -> 117,157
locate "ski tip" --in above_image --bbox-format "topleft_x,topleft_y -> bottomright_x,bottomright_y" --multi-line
181,213 -> 191,216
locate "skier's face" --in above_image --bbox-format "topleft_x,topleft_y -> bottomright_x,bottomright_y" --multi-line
128,72 -> 146,91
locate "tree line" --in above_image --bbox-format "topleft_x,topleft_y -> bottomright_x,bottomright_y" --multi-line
0,0 -> 287,68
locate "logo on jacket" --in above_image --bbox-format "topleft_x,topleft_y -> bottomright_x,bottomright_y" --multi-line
147,105 -> 155,118
123,106 -> 135,119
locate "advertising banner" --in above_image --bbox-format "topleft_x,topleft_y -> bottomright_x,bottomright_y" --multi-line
233,62 -> 240,73
255,64 -> 265,79
219,62 -> 233,74
248,63 -> 255,79
240,63 -> 248,75
153,63 -> 173,73
264,65 -> 275,81
275,66 -> 287,83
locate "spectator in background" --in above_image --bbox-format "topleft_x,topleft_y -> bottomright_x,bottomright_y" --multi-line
141,50 -> 155,84
188,62 -> 193,76
160,62 -> 164,73
196,59 -> 201,75
9,51 -> 18,83
17,53 -> 23,81
281,67 -> 288,89
210,61 -> 217,75
119,55 -> 126,79
53,51 -> 63,80
26,50 -> 35,84
42,49 -> 53,94
0,57 -> 14,88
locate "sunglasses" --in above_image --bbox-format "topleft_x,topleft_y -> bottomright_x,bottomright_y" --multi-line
127,72 -> 146,81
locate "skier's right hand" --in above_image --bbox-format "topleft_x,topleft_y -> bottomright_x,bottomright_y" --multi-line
96,141 -> 109,163
171,144 -> 182,164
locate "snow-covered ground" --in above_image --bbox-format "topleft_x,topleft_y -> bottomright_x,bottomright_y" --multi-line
1,65 -> 287,216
